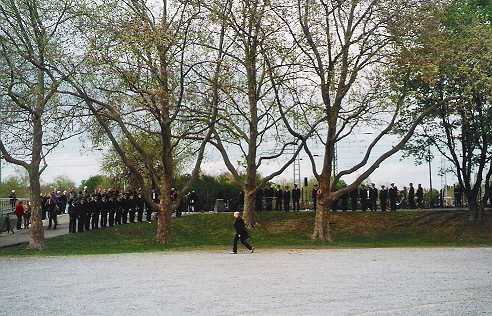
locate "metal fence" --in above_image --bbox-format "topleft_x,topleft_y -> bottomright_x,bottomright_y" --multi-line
0,198 -> 29,216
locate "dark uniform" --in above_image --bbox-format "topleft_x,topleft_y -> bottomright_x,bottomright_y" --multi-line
47,196 -> 58,230
69,199 -> 78,233
311,186 -> 318,211
77,198 -> 86,232
232,216 -> 253,254
292,185 -> 301,211
91,195 -> 100,230
369,184 -> 378,211
84,198 -> 92,231
121,195 -> 128,224
100,196 -> 108,227
408,184 -> 416,209
129,195 -> 136,223
108,197 -> 116,226
137,194 -> 145,222
416,185 -> 424,208
379,186 -> 388,212
389,184 -> 398,212
283,188 -> 291,212
359,186 -> 368,212
115,196 -> 122,225
276,189 -> 283,211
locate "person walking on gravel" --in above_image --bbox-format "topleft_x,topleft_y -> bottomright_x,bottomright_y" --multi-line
231,212 -> 254,254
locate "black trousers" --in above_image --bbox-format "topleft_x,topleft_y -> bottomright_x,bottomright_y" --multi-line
92,211 -> 99,229
146,209 -> 152,222
16,214 -> 22,230
361,199 -> 367,211
100,211 -> 108,227
137,208 -> 143,222
380,199 -> 387,212
276,199 -> 282,211
122,211 -> 128,224
232,234 -> 252,253
23,214 -> 30,229
48,211 -> 58,229
115,210 -> 122,225
390,199 -> 397,211
293,199 -> 300,211
84,213 -> 91,230
109,211 -> 115,226
284,200 -> 290,212
69,215 -> 77,233
370,199 -> 377,211
77,215 -> 85,232
129,210 -> 136,223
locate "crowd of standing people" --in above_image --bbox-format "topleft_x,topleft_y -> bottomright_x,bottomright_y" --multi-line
247,182 -> 487,213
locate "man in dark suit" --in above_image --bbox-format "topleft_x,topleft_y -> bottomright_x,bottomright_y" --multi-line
389,183 -> 398,212
408,183 -> 415,209
379,185 -> 388,212
359,185 -> 368,211
417,184 -> 424,209
283,186 -> 291,212
276,187 -> 283,211
311,184 -> 318,211
292,184 -> 301,211
369,184 -> 378,211
231,212 -> 254,254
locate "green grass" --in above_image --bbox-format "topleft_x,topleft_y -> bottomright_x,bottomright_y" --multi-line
1,211 -> 491,256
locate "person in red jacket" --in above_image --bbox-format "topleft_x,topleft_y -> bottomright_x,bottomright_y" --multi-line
15,200 -> 25,230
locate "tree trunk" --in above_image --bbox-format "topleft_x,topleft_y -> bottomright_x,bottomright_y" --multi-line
28,172 -> 44,250
243,186 -> 256,228
156,174 -> 172,244
311,194 -> 333,242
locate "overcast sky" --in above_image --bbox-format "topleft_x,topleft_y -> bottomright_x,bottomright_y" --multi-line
1,132 -> 455,190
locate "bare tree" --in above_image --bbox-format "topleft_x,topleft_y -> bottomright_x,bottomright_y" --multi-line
60,0 -> 226,243
0,0 -> 86,249
268,0 -> 458,241
204,0 -> 315,227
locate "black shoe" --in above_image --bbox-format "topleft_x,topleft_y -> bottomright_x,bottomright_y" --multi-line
230,252 -> 237,254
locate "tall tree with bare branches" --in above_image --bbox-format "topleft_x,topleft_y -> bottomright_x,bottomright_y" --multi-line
60,0 -> 226,243
0,0 -> 86,249
204,0 -> 316,227
268,0 -> 461,241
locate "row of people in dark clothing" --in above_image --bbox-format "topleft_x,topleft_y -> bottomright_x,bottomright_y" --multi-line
329,183 -> 423,212
241,184 -> 303,212
248,183 -> 430,212
66,190 -> 151,233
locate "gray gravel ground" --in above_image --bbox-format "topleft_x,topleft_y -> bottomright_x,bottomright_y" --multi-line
1,248 -> 491,316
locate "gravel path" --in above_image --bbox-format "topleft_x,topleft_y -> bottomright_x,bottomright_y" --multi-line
1,248 -> 491,315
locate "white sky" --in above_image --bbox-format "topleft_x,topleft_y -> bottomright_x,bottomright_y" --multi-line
1,133 -> 455,190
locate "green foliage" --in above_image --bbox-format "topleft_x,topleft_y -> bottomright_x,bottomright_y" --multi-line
177,173 -> 242,211
397,0 -> 492,168
80,175 -> 113,192
101,133 -> 194,187
0,175 -> 29,198
42,176 -> 76,192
